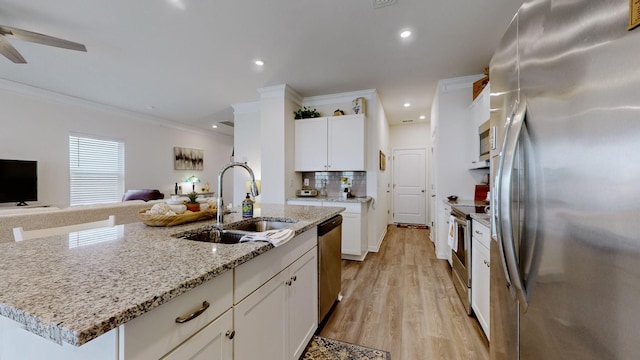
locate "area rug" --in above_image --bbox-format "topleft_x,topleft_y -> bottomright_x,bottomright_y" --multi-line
396,223 -> 428,229
302,335 -> 391,360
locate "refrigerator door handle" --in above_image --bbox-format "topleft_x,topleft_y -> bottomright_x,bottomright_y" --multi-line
498,98 -> 529,309
495,104 -> 515,291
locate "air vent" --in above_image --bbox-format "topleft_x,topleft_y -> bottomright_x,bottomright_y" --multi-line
373,0 -> 397,9
219,121 -> 234,127
402,119 -> 414,123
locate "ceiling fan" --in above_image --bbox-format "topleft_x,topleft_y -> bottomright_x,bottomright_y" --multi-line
0,25 -> 86,64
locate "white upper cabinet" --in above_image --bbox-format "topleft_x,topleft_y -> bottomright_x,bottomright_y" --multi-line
468,84 -> 491,168
295,115 -> 366,171
294,118 -> 327,171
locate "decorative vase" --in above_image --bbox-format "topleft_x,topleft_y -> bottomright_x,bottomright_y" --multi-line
185,203 -> 200,212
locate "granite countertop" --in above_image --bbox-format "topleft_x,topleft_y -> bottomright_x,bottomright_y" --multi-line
471,213 -> 491,228
288,195 -> 373,204
0,204 -> 343,347
444,199 -> 491,228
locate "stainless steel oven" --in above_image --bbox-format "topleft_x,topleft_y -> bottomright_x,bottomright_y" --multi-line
451,206 -> 472,315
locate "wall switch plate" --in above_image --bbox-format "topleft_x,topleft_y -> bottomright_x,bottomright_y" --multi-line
303,178 -> 309,187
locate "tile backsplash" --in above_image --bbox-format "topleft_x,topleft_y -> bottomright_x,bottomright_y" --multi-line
301,171 -> 367,197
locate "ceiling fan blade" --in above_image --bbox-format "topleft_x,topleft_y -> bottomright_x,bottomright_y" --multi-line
0,25 -> 86,52
0,35 -> 26,63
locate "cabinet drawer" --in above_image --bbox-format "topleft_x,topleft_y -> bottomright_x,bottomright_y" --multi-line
326,201 -> 362,213
234,228 -> 317,304
120,270 -> 233,360
472,220 -> 490,249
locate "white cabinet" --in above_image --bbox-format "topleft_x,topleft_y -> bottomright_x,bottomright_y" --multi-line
471,219 -> 490,340
161,309 -> 233,360
287,200 -> 368,261
287,248 -> 319,358
295,115 -> 366,171
120,270 -> 234,360
468,84 -> 491,169
234,248 -> 318,360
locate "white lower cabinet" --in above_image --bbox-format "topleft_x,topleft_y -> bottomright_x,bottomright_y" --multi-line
471,220 -> 490,340
161,309 -> 233,360
287,200 -> 368,261
234,248 -> 318,360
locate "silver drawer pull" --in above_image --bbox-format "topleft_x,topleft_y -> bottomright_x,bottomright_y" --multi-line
175,301 -> 210,323
475,230 -> 483,235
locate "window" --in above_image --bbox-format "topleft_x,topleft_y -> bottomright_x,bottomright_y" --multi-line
69,134 -> 124,206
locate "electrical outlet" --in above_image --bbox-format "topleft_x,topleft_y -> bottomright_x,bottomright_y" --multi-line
304,178 -> 309,187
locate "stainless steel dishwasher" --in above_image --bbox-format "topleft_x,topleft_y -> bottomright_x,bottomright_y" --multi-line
317,215 -> 342,323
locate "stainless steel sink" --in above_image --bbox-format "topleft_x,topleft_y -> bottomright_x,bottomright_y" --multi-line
177,219 -> 297,244
181,229 -> 246,244
227,220 -> 295,232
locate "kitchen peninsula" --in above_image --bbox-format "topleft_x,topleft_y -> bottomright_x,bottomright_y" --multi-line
0,204 -> 343,360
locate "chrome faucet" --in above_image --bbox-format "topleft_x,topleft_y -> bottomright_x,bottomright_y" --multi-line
216,162 -> 259,226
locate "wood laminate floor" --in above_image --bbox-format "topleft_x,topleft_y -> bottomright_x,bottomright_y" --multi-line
319,225 -> 489,360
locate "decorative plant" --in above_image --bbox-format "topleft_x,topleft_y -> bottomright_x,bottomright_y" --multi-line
186,191 -> 199,204
293,106 -> 321,119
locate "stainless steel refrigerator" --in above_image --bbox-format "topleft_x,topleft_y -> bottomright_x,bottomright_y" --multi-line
489,0 -> 640,358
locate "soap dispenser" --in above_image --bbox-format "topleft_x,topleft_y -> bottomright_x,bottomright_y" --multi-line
242,193 -> 254,218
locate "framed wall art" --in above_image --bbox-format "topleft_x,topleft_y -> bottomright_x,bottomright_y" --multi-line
379,150 -> 386,171
174,147 -> 204,170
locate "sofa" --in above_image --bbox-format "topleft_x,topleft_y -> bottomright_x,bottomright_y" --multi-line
0,200 -> 165,243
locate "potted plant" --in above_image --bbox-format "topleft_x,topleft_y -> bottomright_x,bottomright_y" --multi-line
185,191 -> 200,212
293,106 -> 321,119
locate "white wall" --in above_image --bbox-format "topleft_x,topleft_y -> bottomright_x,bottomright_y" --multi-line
232,102 -> 261,206
0,81 -> 234,208
389,122 -> 430,149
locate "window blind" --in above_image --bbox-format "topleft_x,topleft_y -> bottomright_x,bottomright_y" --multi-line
69,134 -> 124,206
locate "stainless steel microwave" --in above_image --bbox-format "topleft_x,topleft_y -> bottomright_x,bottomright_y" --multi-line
479,120 -> 491,161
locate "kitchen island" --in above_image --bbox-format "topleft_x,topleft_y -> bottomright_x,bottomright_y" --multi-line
0,204 -> 344,359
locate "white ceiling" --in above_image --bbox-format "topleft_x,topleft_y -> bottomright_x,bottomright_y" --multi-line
0,0 -> 523,134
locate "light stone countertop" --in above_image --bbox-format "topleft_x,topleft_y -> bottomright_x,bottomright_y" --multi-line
0,204 -> 343,347
471,213 -> 491,228
288,195 -> 373,203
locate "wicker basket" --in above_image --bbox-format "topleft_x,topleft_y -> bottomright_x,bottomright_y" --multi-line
138,208 -> 216,227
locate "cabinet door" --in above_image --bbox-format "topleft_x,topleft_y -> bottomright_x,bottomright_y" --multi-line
161,310 -> 233,360
472,237 -> 491,340
234,270 -> 288,360
295,117 -> 328,171
288,249 -> 318,359
328,115 -> 365,171
340,212 -> 362,256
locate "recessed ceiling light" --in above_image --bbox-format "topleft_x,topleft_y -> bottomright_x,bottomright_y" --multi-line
404,102 -> 411,108
255,60 -> 264,66
400,30 -> 412,38
419,115 -> 426,120
167,0 -> 186,10
212,125 -> 218,129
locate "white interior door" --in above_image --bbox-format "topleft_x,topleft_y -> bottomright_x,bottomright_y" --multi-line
393,148 -> 427,225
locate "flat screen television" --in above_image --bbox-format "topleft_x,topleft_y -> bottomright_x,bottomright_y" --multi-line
0,159 -> 38,206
